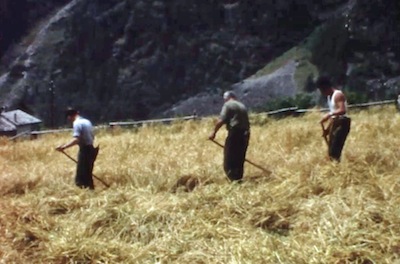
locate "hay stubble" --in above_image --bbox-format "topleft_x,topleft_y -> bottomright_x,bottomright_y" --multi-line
1,107 -> 400,263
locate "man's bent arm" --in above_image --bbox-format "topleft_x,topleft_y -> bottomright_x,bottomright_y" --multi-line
209,119 -> 224,140
56,137 -> 80,151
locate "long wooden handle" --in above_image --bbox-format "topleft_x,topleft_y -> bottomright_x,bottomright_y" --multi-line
59,150 -> 110,188
320,123 -> 329,146
209,139 -> 271,174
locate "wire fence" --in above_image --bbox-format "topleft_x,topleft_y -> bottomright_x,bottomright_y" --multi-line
8,99 -> 397,141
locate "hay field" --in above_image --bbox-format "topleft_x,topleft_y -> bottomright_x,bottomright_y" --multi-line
1,106 -> 400,263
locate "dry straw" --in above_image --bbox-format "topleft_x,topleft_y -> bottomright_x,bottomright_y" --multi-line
1,106 -> 400,263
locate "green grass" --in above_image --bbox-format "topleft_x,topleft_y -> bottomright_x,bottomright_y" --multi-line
251,46 -> 318,92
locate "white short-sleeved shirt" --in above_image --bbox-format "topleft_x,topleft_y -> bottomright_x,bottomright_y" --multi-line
73,116 -> 94,146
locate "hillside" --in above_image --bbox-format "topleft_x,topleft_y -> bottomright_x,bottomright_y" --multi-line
1,106 -> 400,263
0,0 -> 399,126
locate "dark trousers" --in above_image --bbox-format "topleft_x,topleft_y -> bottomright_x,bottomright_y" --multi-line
329,117 -> 351,162
76,145 -> 95,189
224,129 -> 250,181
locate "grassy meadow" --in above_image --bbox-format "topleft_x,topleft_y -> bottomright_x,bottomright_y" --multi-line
1,106 -> 400,263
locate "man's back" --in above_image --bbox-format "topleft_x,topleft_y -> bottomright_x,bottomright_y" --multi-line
220,99 -> 249,131
73,116 -> 94,146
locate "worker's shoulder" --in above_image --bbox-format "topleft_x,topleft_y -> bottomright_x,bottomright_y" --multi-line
334,90 -> 346,100
225,99 -> 246,108
74,116 -> 92,127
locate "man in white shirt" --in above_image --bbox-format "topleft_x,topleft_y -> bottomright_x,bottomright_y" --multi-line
317,76 -> 351,162
56,108 -> 96,189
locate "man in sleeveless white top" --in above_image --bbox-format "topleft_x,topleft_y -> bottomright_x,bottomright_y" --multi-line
317,76 -> 351,162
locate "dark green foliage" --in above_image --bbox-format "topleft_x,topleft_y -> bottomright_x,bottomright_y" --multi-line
308,19 -> 349,84
306,0 -> 400,103
344,90 -> 368,105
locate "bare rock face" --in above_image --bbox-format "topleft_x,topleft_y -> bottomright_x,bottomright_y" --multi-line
1,0 -> 283,125
0,0 -> 399,126
164,61 -> 298,117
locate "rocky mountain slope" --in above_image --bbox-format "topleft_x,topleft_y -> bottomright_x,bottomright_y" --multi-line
164,60 -> 298,117
0,0 -> 399,126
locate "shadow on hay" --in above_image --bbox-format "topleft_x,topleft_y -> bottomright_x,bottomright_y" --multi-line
2,179 -> 41,196
250,207 -> 296,236
170,174 -> 214,193
170,173 -> 273,193
244,172 -> 274,183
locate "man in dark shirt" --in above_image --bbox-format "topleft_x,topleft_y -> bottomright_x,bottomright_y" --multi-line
56,108 -> 96,189
209,91 -> 250,182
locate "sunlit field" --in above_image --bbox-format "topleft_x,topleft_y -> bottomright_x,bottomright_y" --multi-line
1,106 -> 400,263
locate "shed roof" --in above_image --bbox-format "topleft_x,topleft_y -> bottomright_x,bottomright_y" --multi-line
1,110 -> 42,126
0,117 -> 16,132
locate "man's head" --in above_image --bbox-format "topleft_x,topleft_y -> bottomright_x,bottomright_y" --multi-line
65,107 -> 79,121
223,91 -> 236,101
316,76 -> 333,96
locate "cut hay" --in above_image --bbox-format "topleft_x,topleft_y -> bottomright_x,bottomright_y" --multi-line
1,106 -> 400,263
